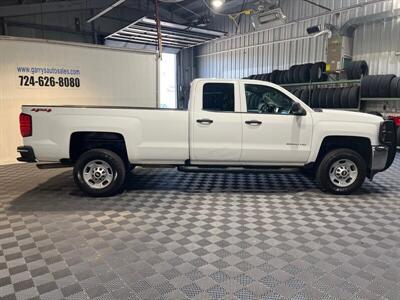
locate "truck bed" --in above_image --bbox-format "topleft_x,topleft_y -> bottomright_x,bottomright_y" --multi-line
22,105 -> 189,164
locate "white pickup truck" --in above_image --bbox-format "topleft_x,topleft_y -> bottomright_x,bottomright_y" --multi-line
18,79 -> 396,196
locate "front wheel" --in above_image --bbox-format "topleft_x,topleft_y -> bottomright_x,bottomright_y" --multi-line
316,149 -> 366,195
73,149 -> 126,197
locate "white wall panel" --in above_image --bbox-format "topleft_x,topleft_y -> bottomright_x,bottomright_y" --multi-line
0,37 -> 158,164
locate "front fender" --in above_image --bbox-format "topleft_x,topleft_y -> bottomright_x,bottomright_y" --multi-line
308,121 -> 378,163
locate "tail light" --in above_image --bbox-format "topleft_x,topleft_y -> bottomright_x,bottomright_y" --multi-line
19,113 -> 32,137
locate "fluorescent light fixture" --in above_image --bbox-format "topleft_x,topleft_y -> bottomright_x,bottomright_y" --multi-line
211,0 -> 225,9
87,0 -> 127,23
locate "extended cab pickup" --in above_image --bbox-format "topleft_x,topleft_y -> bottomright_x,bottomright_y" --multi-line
18,79 -> 397,196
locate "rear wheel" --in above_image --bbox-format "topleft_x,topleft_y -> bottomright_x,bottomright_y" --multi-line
73,149 -> 126,197
316,149 -> 366,195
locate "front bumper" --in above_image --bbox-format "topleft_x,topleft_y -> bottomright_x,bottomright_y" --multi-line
370,120 -> 397,178
370,145 -> 396,179
17,146 -> 36,163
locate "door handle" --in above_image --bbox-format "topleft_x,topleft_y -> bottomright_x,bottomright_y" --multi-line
245,120 -> 262,126
197,118 -> 214,125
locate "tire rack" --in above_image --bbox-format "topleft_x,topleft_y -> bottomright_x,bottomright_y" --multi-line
360,98 -> 400,101
281,79 -> 362,111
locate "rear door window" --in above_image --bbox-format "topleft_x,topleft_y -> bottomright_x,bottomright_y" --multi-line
203,83 -> 235,112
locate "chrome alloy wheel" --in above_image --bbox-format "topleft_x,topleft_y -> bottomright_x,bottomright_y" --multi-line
82,160 -> 115,189
329,159 -> 358,188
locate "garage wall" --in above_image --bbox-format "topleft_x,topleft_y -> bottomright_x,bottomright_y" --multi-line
353,14 -> 400,111
196,0 -> 395,78
0,37 -> 158,164
353,16 -> 400,75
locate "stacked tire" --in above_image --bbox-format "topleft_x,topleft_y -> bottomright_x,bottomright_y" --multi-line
247,61 -> 328,84
345,60 -> 369,80
361,75 -> 400,98
292,86 -> 360,109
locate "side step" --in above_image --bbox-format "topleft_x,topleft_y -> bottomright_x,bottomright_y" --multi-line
37,163 -> 72,170
177,166 -> 301,174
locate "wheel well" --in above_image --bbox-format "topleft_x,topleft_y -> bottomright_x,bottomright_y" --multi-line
70,132 -> 129,165
316,136 -> 372,167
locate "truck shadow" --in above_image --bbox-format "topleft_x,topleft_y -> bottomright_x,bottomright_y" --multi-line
5,167 -> 390,213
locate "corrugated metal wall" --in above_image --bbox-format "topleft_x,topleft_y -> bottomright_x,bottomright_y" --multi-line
353,16 -> 400,75
352,12 -> 400,111
196,0 -> 395,79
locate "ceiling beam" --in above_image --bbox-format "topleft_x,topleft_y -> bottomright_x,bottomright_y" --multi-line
301,0 -> 331,11
123,0 -> 187,23
0,0 -> 113,18
0,0 -> 186,24
6,20 -> 108,37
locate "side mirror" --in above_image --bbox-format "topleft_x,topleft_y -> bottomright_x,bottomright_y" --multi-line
291,102 -> 307,116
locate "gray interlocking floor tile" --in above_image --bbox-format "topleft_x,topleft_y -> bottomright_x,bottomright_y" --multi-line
0,159 -> 400,299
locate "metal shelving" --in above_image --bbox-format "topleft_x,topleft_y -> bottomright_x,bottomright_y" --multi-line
361,98 -> 400,101
280,79 -> 362,110
281,79 -> 361,89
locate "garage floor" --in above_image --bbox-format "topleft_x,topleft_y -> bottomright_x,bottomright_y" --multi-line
1,158 -> 400,300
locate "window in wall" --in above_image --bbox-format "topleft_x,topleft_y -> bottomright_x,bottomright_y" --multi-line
245,84 -> 294,114
203,83 -> 235,112
160,53 -> 177,108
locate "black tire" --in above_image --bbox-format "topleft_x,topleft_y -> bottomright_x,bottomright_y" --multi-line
265,73 -> 272,82
340,87 -> 351,108
360,75 -> 372,97
73,149 -> 126,197
333,88 -> 342,108
344,63 -> 353,80
284,70 -> 290,84
260,73 -> 268,81
368,75 -> 380,98
310,62 -> 326,82
318,88 -> 329,108
316,148 -> 367,195
275,71 -> 282,84
397,78 -> 400,97
348,86 -> 360,108
288,65 -> 296,83
278,70 -> 286,84
299,63 -> 312,83
271,70 -> 280,83
351,60 -> 369,80
293,65 -> 302,83
378,75 -> 396,97
300,89 -> 311,105
311,88 -> 320,108
295,89 -> 303,98
325,88 -> 336,108
390,77 -> 400,97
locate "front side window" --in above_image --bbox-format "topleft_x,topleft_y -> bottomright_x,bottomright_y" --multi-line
245,84 -> 294,114
203,83 -> 235,112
